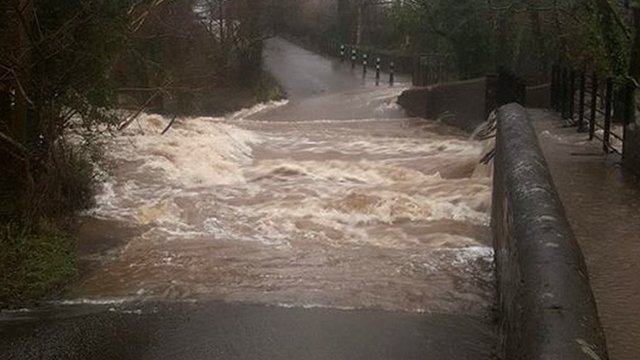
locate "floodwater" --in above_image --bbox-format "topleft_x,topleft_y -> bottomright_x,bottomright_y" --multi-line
73,37 -> 495,316
532,109 -> 640,360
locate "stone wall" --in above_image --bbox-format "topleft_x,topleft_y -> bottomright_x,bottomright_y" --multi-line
492,104 -> 608,360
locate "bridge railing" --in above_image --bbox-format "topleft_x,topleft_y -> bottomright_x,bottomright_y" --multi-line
550,64 -> 635,155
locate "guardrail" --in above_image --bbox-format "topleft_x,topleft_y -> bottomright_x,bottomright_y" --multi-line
550,64 -> 635,155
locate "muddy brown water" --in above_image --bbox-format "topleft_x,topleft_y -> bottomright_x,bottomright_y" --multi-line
64,38 -> 498,317
74,86 -> 495,314
0,36 -> 498,360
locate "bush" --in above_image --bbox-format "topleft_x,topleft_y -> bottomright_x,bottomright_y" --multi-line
46,144 -> 97,217
0,142 -> 95,306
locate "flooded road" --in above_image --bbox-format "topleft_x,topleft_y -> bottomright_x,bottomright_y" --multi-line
1,37 -> 495,359
74,38 -> 494,314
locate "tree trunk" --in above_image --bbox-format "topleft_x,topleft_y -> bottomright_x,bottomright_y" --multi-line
338,0 -> 351,43
553,1 -> 568,63
529,8 -> 548,82
354,1 -> 363,46
10,0 -> 31,145
495,10 -> 511,69
218,0 -> 225,43
0,90 -> 10,126
629,6 -> 640,82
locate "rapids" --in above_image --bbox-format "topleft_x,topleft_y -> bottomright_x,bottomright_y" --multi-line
74,85 -> 494,314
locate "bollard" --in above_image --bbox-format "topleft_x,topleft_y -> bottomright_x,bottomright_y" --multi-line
351,49 -> 357,70
375,57 -> 381,86
362,54 -> 368,76
389,61 -> 395,86
589,72 -> 598,141
578,69 -> 586,132
603,78 -> 614,152
340,45 -> 345,63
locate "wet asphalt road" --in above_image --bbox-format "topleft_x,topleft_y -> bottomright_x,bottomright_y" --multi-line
0,38 -> 495,360
0,302 -> 494,360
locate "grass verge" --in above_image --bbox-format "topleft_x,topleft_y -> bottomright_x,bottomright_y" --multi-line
0,144 -> 94,308
0,220 -> 78,307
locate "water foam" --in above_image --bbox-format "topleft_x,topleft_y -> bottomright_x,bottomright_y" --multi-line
78,96 -> 495,314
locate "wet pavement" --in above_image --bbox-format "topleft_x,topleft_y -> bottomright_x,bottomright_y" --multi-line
531,109 -> 640,360
0,38 -> 496,359
0,302 -> 494,360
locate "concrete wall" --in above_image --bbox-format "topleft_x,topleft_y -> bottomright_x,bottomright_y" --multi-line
397,77 -> 489,132
492,104 -> 608,360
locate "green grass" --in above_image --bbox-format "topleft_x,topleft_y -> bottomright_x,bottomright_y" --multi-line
0,220 -> 78,307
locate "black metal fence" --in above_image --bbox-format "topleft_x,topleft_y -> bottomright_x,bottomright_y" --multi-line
551,64 -> 635,155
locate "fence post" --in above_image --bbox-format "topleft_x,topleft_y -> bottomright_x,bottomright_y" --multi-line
589,72 -> 599,141
424,58 -> 430,85
569,70 -> 576,123
351,48 -> 357,70
416,58 -> 422,86
389,61 -> 395,86
412,56 -> 420,86
622,79 -> 636,158
485,74 -> 498,120
557,65 -> 563,111
623,80 -> 635,127
551,64 -> 558,111
562,67 -> 569,119
603,78 -> 614,153
578,69 -> 586,132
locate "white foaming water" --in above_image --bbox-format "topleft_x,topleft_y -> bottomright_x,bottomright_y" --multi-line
77,88 -> 494,314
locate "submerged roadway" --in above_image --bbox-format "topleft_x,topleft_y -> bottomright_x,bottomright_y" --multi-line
0,37 -> 495,360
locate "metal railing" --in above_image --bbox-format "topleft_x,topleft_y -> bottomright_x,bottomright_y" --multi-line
551,64 -> 635,155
